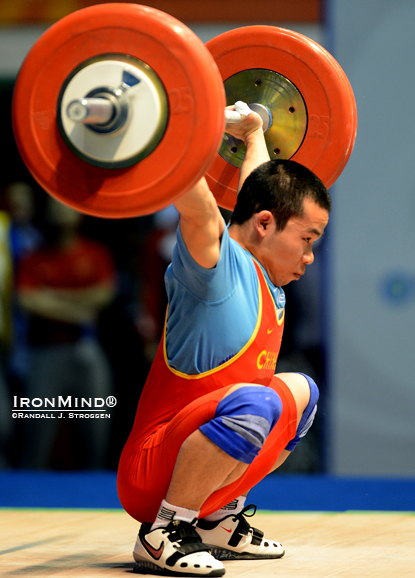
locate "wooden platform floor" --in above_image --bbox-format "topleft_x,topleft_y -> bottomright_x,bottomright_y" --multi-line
1,509 -> 414,577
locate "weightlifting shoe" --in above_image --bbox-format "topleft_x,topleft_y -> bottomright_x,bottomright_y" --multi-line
196,505 -> 284,560
133,520 -> 225,576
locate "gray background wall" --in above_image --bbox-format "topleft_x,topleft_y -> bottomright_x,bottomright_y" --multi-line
328,0 -> 415,476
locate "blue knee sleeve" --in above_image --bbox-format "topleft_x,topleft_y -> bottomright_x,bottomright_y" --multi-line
199,386 -> 282,464
285,373 -> 319,451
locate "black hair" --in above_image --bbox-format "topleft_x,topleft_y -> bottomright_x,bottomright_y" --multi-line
230,159 -> 332,231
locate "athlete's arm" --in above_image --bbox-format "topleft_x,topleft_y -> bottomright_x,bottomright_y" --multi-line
224,106 -> 270,192
174,177 -> 224,269
174,106 -> 267,269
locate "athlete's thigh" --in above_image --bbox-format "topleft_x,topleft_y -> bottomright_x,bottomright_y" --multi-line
117,384 -> 234,522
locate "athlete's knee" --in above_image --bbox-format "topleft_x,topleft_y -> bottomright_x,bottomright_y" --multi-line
199,385 -> 282,464
285,373 -> 319,452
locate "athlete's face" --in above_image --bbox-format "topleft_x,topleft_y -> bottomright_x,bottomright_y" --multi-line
259,198 -> 329,287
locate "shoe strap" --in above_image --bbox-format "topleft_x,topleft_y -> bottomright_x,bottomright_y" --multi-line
167,521 -> 211,552
251,526 -> 264,546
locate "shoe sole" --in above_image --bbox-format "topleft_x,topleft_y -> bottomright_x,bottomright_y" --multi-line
209,546 -> 285,560
134,560 -> 225,577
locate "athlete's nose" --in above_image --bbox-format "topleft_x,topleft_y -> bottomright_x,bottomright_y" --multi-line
302,250 -> 314,265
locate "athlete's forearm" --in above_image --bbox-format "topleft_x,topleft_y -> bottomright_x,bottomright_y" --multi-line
238,128 -> 270,192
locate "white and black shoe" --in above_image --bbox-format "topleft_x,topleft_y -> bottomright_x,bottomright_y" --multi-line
196,505 -> 284,560
133,520 -> 226,576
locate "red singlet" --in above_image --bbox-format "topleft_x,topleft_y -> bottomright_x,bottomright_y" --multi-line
117,261 -> 297,522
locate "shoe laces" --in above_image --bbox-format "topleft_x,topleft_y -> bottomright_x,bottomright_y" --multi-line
233,504 -> 257,521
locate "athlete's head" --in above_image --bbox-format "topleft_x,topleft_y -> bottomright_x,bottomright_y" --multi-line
230,159 -> 331,231
229,159 -> 331,287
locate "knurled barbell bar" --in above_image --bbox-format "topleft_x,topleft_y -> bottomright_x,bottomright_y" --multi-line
12,3 -> 357,219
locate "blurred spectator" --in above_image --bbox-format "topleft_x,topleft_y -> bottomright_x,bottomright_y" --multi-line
6,181 -> 43,265
4,181 -> 44,386
0,210 -> 13,467
16,196 -> 116,469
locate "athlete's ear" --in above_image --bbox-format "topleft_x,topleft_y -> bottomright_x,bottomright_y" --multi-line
253,210 -> 275,238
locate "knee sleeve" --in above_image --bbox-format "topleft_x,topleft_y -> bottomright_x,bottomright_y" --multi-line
285,373 -> 319,451
199,385 -> 282,464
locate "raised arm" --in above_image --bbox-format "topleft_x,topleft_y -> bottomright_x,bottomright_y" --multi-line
225,103 -> 270,192
174,104 -> 267,269
173,176 -> 224,269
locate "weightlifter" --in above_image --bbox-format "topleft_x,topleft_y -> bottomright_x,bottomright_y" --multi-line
117,103 -> 331,576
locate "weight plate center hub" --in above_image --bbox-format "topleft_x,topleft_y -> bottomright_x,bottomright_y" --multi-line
57,54 -> 168,168
221,68 -> 307,167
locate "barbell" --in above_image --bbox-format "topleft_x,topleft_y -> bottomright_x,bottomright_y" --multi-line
12,3 -> 357,219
